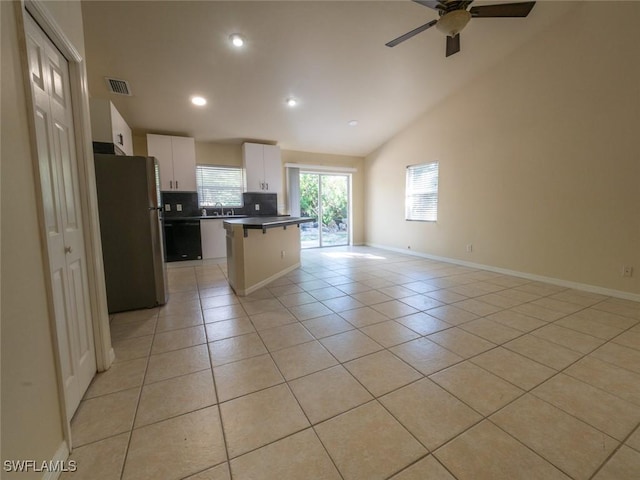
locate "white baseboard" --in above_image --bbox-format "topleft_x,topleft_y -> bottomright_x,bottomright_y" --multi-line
41,441 -> 69,480
366,243 -> 640,303
107,347 -> 116,366
234,262 -> 301,296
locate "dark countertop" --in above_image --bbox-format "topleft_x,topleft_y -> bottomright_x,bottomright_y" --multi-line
224,216 -> 314,237
224,216 -> 313,228
164,215 -> 248,221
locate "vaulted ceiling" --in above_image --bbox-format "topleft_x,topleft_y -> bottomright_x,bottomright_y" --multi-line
82,1 -> 576,156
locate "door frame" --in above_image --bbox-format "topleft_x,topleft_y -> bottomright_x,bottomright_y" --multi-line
16,0 -> 114,446
300,170 -> 353,248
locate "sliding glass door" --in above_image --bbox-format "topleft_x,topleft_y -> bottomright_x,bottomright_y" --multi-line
300,173 -> 350,248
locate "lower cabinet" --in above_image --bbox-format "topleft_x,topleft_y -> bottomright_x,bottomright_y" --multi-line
200,219 -> 227,258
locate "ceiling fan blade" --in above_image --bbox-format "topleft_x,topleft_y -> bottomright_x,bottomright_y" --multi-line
385,19 -> 438,47
470,1 -> 535,18
412,0 -> 447,11
446,34 -> 460,57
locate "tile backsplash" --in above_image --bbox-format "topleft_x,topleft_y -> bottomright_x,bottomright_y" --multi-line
242,192 -> 277,216
162,191 -> 199,217
162,191 -> 279,217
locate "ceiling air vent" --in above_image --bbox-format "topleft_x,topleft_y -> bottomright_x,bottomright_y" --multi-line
105,77 -> 132,96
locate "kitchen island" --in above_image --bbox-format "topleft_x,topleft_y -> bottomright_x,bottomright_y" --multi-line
223,216 -> 314,295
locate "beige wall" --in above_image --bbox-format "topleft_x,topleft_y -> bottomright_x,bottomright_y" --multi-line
364,1 -> 640,296
1,0 -> 89,475
227,223 -> 301,295
132,133 -> 148,156
196,142 -> 243,167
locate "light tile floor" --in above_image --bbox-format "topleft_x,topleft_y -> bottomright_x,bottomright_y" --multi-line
64,246 -> 640,480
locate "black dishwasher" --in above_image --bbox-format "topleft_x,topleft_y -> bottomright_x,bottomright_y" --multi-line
163,219 -> 202,262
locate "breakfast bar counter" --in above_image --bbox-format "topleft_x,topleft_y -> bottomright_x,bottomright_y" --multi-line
223,217 -> 313,295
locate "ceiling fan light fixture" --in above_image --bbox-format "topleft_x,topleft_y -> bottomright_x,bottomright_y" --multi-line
436,9 -> 471,37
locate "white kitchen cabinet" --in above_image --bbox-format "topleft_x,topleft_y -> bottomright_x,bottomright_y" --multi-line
201,219 -> 226,258
147,135 -> 173,190
90,98 -> 133,155
147,134 -> 196,191
242,143 -> 282,195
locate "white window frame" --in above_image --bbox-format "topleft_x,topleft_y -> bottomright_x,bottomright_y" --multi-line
196,165 -> 244,207
405,162 -> 439,222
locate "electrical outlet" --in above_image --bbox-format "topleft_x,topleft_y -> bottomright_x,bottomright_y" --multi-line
164,204 -> 171,211
622,265 -> 633,277
255,204 -> 260,211
466,244 -> 473,253
176,204 -> 182,212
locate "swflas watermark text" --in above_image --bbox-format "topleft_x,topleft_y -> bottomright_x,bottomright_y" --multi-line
3,459 -> 77,473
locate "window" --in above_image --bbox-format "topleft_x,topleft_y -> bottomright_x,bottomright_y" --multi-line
196,165 -> 243,207
405,162 -> 439,222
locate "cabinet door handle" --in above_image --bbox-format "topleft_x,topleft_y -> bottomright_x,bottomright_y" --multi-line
176,180 -> 179,189
170,180 -> 173,189
117,133 -> 124,146
64,246 -> 72,254
265,182 -> 269,190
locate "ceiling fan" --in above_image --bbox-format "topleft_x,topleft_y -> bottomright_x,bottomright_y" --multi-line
386,1 -> 536,57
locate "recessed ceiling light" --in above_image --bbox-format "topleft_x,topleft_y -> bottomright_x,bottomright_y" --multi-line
286,98 -> 298,107
348,120 -> 359,127
191,96 -> 207,106
229,34 -> 244,47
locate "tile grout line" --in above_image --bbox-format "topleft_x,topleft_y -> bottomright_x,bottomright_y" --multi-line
225,271 -> 347,480
587,420 -> 640,480
304,252 -> 638,479
116,307 -> 159,480
120,248 -> 638,479
199,263 -> 234,477
270,267 -> 467,478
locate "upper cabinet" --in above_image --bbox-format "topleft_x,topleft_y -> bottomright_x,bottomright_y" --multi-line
147,134 -> 196,191
242,143 -> 282,195
90,99 -> 133,156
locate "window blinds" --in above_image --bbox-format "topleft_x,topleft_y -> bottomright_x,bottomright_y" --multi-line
196,165 -> 243,207
405,162 -> 439,222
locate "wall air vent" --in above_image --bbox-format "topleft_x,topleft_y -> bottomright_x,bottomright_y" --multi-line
105,77 -> 132,96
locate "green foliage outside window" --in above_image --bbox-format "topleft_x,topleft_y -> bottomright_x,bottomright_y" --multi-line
300,173 -> 348,229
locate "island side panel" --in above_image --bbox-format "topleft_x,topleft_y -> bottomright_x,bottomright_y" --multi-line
244,225 -> 301,292
228,224 -> 301,295
225,224 -> 243,292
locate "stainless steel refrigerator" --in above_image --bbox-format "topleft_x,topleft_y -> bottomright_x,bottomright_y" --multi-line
94,154 -> 168,313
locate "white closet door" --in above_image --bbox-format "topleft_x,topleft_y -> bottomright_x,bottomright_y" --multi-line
26,14 -> 96,419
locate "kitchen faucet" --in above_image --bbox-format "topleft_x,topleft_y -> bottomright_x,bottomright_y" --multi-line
213,202 -> 223,216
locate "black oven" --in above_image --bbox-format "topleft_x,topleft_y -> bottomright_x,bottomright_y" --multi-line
163,219 -> 202,262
